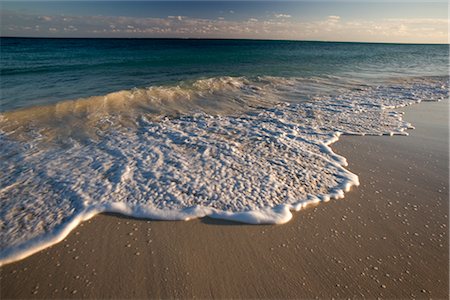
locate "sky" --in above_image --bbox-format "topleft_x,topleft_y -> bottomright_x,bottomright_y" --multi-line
0,1 -> 448,43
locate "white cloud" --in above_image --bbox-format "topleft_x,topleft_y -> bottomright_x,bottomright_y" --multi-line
0,11 -> 447,43
168,16 -> 185,21
64,26 -> 78,32
39,16 -> 52,22
328,16 -> 341,22
275,14 -> 291,19
385,18 -> 449,25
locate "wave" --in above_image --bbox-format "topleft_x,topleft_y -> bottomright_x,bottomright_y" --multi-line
0,75 -> 448,266
0,76 -> 280,141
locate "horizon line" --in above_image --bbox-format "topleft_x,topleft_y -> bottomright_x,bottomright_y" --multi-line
1,36 -> 448,46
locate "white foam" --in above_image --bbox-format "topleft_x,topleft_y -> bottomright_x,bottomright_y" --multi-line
0,75 -> 448,266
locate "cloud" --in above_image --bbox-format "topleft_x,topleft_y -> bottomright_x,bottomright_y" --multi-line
168,16 -> 184,21
274,14 -> 291,19
38,16 -> 52,22
385,18 -> 449,25
63,25 -> 78,32
327,15 -> 341,22
0,10 -> 447,44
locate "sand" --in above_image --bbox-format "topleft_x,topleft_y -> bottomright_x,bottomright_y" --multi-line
1,99 -> 448,299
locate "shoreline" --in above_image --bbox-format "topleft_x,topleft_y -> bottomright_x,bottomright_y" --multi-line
1,99 -> 448,298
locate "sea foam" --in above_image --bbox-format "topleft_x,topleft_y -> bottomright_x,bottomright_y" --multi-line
0,75 -> 448,265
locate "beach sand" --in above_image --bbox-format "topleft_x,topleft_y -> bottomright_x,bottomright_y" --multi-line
1,100 -> 448,299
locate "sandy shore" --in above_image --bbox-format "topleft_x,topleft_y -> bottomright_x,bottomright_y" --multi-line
1,99 -> 448,299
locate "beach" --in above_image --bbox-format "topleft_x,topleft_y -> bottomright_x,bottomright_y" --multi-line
1,99 -> 447,298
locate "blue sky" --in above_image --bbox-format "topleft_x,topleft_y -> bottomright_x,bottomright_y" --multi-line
1,1 -> 448,43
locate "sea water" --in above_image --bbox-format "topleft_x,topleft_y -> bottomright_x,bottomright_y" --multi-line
0,38 -> 448,265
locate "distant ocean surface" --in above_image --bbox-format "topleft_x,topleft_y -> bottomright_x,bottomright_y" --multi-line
0,38 -> 448,265
1,38 -> 448,111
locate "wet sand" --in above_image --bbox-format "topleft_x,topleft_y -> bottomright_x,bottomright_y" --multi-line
1,99 -> 448,299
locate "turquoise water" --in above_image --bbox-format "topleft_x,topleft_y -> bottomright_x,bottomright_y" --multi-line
0,38 -> 448,265
1,38 -> 448,111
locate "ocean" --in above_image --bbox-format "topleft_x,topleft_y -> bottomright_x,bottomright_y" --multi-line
0,38 -> 448,264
